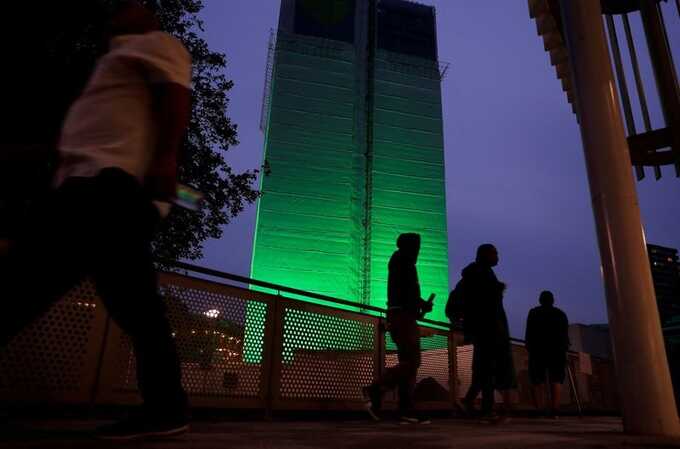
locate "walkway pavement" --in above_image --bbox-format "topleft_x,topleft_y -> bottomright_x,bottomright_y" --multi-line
2,416 -> 680,448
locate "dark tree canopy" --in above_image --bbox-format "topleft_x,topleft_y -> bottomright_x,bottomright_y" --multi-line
2,0 -> 260,262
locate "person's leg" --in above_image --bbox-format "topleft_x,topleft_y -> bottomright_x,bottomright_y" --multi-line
462,343 -> 483,415
474,343 -> 495,415
492,341 -> 517,417
395,316 -> 420,415
464,379 -> 482,403
528,355 -> 547,412
548,353 -> 566,416
500,389 -> 513,411
90,170 -> 186,420
363,311 -> 418,421
550,383 -> 561,413
463,378 -> 482,415
532,384 -> 546,411
480,382 -> 495,415
0,181 -> 87,347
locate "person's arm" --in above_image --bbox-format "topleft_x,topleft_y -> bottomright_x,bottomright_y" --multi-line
146,82 -> 192,200
0,239 -> 11,257
124,32 -> 192,200
561,310 -> 570,351
525,309 -> 535,352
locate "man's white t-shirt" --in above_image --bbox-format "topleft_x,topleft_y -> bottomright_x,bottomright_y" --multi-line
55,31 -> 192,187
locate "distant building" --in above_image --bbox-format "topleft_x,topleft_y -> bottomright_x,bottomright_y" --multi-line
663,316 -> 680,414
251,0 -> 449,317
647,244 -> 680,326
568,323 -> 612,359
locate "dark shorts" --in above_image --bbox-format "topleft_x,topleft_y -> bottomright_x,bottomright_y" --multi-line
529,353 -> 567,385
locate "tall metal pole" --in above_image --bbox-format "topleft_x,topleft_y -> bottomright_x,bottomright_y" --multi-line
362,0 -> 377,307
559,0 -> 680,436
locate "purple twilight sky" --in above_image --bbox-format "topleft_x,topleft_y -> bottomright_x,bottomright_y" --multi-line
194,0 -> 680,338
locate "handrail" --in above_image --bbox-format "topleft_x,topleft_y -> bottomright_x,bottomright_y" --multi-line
511,336 -> 601,359
161,260 -> 453,329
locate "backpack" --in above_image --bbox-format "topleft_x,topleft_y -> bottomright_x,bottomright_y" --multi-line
445,279 -> 465,324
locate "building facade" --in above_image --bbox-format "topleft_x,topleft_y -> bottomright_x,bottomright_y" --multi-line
251,0 -> 449,320
568,323 -> 612,359
647,244 -> 680,326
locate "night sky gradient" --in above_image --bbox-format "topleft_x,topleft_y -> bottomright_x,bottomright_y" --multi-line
195,0 -> 680,338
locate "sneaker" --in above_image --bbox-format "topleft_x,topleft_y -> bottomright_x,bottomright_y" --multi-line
399,413 -> 431,425
456,398 -> 477,417
361,385 -> 382,421
478,411 -> 498,422
479,412 -> 510,425
96,414 -> 189,440
493,414 -> 511,425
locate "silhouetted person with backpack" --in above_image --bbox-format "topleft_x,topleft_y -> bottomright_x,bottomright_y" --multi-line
457,244 -> 516,421
362,233 -> 433,424
525,290 -> 569,418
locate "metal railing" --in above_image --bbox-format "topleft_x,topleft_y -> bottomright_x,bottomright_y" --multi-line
165,260 -> 452,330
0,263 -> 619,414
601,1 -> 680,179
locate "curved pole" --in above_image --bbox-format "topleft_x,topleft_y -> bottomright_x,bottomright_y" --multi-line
559,0 -> 680,436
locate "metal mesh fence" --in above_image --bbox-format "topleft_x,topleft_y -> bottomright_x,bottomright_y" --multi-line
0,270 -> 619,413
0,279 -> 107,404
102,274 -> 269,407
277,303 -> 377,403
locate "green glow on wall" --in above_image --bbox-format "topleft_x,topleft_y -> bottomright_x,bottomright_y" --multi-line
251,34 -> 364,304
244,16 -> 449,361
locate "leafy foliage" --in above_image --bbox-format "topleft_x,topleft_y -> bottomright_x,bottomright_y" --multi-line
146,0 -> 260,261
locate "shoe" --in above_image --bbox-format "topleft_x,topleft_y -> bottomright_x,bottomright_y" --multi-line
96,414 -> 189,440
362,385 -> 382,421
457,398 -> 477,417
400,413 -> 431,425
493,414 -> 511,425
479,412 -> 510,425
479,412 -> 500,424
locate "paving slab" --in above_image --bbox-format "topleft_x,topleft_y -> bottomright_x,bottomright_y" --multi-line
2,417 -> 680,449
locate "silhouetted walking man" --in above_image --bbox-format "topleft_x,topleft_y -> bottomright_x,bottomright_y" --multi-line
460,244 -> 516,421
0,1 -> 191,439
362,233 -> 433,424
525,290 -> 569,418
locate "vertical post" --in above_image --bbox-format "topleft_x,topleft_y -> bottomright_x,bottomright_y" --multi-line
604,14 -> 643,180
375,317 -> 386,384
559,0 -> 680,436
362,0 -> 377,307
448,330 -> 459,408
622,13 -> 660,179
622,14 -> 653,135
261,295 -> 282,420
639,1 -> 680,177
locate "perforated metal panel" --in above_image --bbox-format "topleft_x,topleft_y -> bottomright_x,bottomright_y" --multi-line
0,268 -> 619,413
102,274 -> 269,406
0,279 -> 107,403
455,344 -> 474,400
277,303 -> 377,402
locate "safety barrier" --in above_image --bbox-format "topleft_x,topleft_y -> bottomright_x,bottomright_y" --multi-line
0,263 -> 619,414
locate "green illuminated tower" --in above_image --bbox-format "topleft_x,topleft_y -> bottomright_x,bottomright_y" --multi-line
252,0 -> 449,319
